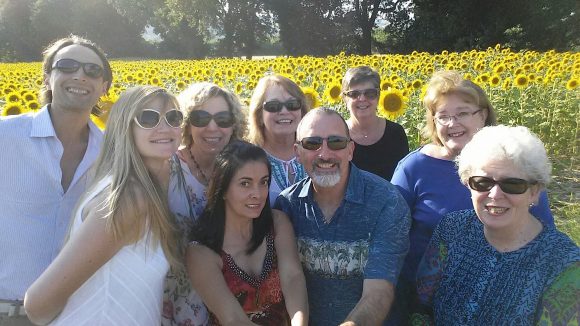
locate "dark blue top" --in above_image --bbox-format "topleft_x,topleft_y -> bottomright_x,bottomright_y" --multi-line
274,163 -> 411,326
415,209 -> 579,325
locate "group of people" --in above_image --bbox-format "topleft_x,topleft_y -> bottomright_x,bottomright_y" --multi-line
0,35 -> 577,326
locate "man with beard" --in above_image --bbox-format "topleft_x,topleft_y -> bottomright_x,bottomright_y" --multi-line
274,107 -> 410,326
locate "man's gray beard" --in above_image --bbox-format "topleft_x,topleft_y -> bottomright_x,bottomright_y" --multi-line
311,171 -> 341,187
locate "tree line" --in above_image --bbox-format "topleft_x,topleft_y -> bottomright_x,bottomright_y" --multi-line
0,0 -> 577,62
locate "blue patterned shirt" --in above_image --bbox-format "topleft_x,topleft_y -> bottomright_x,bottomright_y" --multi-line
415,209 -> 579,325
274,163 -> 411,325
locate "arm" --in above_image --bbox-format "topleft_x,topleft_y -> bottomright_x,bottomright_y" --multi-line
537,262 -> 579,324
23,194 -> 132,325
341,279 -> 394,326
186,244 -> 258,326
272,209 -> 308,326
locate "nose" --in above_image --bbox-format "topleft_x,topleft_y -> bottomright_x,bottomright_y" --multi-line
317,140 -> 333,159
206,118 -> 219,130
488,184 -> 505,198
71,68 -> 87,81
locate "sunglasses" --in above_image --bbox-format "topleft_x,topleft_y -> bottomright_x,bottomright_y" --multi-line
189,110 -> 235,128
343,88 -> 379,100
51,58 -> 104,79
297,136 -> 350,151
263,99 -> 302,113
134,109 -> 184,129
468,176 -> 537,195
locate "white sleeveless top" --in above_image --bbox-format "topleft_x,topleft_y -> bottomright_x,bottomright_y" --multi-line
50,176 -> 170,326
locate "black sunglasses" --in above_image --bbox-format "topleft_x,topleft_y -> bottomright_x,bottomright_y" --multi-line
134,109 -> 184,129
51,58 -> 104,79
189,110 -> 235,128
297,136 -> 350,151
263,99 -> 302,113
468,176 -> 537,195
343,88 -> 379,100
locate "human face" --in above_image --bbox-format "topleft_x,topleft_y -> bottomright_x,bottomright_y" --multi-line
133,97 -> 181,170
45,44 -> 109,114
469,159 -> 540,234
224,161 -> 270,220
343,81 -> 379,121
295,113 -> 354,188
434,93 -> 487,158
262,84 -> 302,141
189,95 -> 234,154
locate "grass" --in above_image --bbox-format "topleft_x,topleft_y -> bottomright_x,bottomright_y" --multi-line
549,158 -> 579,244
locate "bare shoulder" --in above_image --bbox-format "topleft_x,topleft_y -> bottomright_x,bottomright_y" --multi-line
187,243 -> 223,268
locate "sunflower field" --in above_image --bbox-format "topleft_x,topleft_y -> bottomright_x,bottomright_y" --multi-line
1,46 -> 578,241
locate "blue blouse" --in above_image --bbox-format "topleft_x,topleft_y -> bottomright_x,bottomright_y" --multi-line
414,209 -> 579,325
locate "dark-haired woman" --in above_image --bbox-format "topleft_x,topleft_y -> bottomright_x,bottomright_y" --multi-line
186,141 -> 308,326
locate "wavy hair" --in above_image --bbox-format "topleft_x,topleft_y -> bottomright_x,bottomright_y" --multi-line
190,141 -> 273,255
80,86 -> 181,267
422,70 -> 497,146
248,75 -> 310,146
177,82 -> 246,148
40,34 -> 113,115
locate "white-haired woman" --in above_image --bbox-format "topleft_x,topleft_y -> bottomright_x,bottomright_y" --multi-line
413,125 -> 579,325
163,82 -> 246,326
25,86 -> 183,325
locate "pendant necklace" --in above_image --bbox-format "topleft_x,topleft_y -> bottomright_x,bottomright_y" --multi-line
189,147 -> 210,185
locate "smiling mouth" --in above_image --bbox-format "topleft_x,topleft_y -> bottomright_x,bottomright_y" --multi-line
151,139 -> 173,143
203,137 -> 222,143
485,205 -> 509,215
246,204 -> 261,209
316,162 -> 336,169
276,119 -> 293,124
448,131 -> 465,138
66,87 -> 89,95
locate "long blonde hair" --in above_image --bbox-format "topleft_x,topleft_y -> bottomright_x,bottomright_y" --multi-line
79,86 -> 181,267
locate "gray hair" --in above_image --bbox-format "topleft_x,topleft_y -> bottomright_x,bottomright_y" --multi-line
457,125 -> 551,187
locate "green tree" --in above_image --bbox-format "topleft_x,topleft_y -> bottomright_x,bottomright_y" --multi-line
0,0 -> 37,61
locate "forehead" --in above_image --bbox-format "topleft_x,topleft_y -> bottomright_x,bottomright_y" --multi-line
233,160 -> 269,178
435,93 -> 478,113
199,95 -> 229,114
347,80 -> 376,91
141,96 -> 172,111
299,113 -> 347,138
264,84 -> 292,100
53,44 -> 104,66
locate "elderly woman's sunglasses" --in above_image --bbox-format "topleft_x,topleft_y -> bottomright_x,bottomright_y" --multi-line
343,88 -> 379,100
263,99 -> 302,113
468,176 -> 536,195
297,136 -> 350,151
134,109 -> 184,129
189,110 -> 235,128
51,58 -> 104,79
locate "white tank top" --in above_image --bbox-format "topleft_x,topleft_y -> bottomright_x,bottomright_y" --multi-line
50,176 -> 169,326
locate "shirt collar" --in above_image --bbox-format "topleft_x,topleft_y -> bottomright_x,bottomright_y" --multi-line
30,104 -> 103,139
297,163 -> 364,204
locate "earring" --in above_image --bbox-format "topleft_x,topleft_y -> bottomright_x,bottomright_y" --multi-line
529,202 -> 535,208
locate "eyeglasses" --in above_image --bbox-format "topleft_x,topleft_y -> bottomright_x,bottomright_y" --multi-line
134,109 -> 184,129
297,136 -> 350,151
468,176 -> 537,195
343,88 -> 379,100
263,99 -> 302,113
189,110 -> 235,128
51,58 -> 104,79
434,109 -> 483,126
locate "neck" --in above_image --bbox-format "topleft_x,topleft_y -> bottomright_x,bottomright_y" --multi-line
189,144 -> 217,171
49,104 -> 92,145
263,133 -> 296,160
145,158 -> 171,190
223,213 -> 253,248
312,175 -> 348,212
347,114 -> 381,131
484,213 -> 542,252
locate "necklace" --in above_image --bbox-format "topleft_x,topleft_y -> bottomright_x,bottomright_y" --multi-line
189,147 -> 211,185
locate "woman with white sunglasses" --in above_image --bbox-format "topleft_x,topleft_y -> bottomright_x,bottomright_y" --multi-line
248,75 -> 311,205
24,86 -> 183,325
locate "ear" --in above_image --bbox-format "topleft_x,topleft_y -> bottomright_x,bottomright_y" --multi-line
44,73 -> 51,91
294,143 -> 302,162
347,140 -> 355,161
529,184 -> 541,205
99,81 -> 110,97
481,107 -> 489,122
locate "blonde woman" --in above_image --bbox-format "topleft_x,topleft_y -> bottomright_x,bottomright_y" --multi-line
248,75 -> 310,205
24,86 -> 183,325
163,82 -> 246,326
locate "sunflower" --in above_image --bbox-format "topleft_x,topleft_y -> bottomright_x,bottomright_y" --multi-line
514,74 -> 529,89
1,103 -> 26,116
301,86 -> 320,109
381,79 -> 395,91
411,79 -> 423,90
378,88 -> 407,120
5,91 -> 21,104
26,100 -> 40,111
489,75 -> 501,87
565,78 -> 579,90
324,83 -> 342,104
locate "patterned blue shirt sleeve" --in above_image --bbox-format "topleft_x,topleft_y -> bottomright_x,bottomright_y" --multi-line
364,183 -> 411,285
